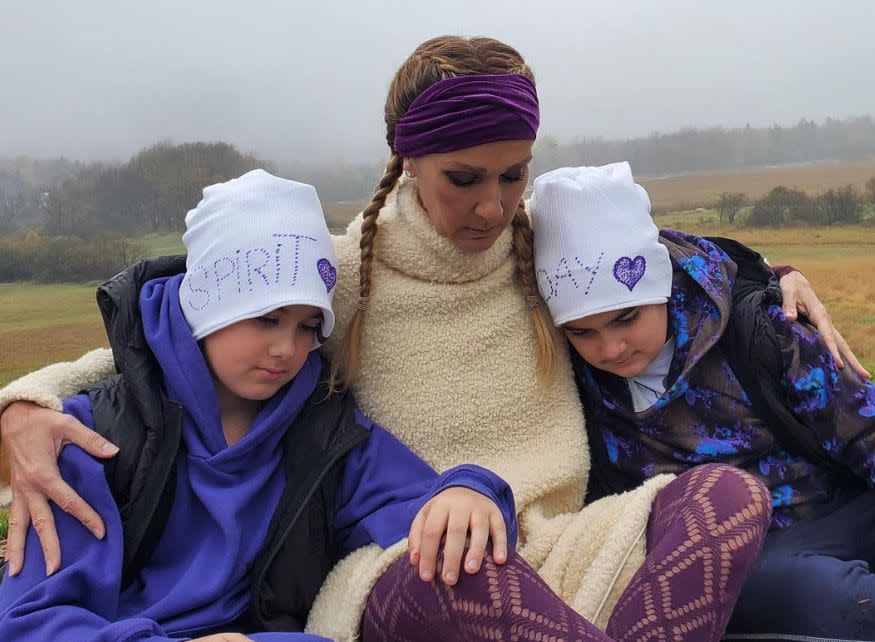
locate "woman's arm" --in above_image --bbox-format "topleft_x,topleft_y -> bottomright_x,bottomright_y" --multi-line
0,349 -> 119,575
0,348 -> 116,415
0,396 -> 178,642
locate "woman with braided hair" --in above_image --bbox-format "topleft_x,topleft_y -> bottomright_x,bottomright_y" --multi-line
0,35 -> 864,641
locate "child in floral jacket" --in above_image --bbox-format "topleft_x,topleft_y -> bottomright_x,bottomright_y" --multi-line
531,162 -> 875,639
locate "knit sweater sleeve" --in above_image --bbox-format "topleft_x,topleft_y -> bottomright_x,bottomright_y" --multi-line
771,305 -> 875,484
0,348 -> 115,415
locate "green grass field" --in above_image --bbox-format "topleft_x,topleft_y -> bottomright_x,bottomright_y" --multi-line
1,217 -> 874,384
139,233 -> 184,256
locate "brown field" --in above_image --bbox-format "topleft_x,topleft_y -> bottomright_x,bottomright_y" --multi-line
324,201 -> 365,232
641,159 -> 875,213
0,283 -> 109,385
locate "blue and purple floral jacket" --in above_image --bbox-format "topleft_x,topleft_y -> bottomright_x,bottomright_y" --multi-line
575,230 -> 875,529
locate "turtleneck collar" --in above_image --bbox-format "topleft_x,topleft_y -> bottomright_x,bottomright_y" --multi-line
367,176 -> 515,284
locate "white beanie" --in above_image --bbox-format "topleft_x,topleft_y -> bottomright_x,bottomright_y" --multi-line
179,169 -> 337,345
530,162 -> 671,326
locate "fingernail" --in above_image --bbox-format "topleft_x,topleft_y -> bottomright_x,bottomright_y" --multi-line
102,442 -> 119,454
444,572 -> 457,583
45,563 -> 55,576
466,559 -> 479,571
421,570 -> 433,581
495,549 -> 507,562
92,526 -> 105,540
8,563 -> 19,577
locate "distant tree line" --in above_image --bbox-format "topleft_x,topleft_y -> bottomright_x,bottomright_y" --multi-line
1,117 -> 875,283
532,116 -> 875,179
2,115 -> 875,232
0,142 -> 263,282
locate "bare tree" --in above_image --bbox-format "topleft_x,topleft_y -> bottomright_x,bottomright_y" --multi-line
866,177 -> 875,206
717,192 -> 746,224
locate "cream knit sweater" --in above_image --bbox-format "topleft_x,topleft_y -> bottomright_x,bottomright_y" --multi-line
0,178 -> 671,639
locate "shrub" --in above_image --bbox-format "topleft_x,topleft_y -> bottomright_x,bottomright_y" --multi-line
748,186 -> 814,227
816,185 -> 864,225
0,231 -> 146,282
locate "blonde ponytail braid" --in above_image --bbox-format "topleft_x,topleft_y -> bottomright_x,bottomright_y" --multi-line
329,153 -> 403,390
511,201 -> 557,384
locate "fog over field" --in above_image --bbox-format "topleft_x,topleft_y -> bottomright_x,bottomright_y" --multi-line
2,0 -> 874,164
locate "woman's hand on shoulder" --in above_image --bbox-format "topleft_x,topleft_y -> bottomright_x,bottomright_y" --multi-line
407,487 -> 508,586
0,400 -> 118,576
779,270 -> 870,380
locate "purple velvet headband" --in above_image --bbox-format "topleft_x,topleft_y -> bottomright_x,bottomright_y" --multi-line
393,74 -> 539,157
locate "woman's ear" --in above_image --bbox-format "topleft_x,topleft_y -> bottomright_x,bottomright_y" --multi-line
402,158 -> 416,178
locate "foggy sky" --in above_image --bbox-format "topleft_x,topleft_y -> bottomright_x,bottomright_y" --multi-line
3,0 -> 874,164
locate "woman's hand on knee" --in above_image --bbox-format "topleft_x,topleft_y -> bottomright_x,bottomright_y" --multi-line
407,487 -> 508,586
190,634 -> 255,642
0,400 -> 119,576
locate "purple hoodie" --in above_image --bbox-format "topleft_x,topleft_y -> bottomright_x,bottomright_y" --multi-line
0,275 -> 516,641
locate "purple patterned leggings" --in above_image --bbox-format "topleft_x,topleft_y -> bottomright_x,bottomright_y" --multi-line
361,464 -> 771,642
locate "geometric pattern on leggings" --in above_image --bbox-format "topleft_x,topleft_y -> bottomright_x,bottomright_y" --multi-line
606,464 -> 772,642
362,551 -> 613,642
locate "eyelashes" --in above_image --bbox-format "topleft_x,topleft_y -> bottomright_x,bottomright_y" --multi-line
565,310 -> 640,337
256,316 -> 320,334
445,166 -> 528,188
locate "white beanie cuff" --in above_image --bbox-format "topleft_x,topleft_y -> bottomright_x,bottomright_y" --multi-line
551,296 -> 669,327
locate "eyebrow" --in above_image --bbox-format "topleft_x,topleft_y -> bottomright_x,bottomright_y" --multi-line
445,156 -> 533,173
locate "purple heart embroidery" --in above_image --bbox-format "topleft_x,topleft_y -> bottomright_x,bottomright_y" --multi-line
317,258 -> 337,293
613,256 -> 646,291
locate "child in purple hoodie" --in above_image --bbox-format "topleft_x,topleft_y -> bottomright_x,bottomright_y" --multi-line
531,162 -> 875,639
0,170 -> 521,642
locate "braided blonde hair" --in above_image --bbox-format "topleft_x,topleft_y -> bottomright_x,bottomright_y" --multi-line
330,36 -> 556,389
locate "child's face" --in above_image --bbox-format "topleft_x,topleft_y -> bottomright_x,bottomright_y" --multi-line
563,303 -> 669,378
201,305 -> 322,403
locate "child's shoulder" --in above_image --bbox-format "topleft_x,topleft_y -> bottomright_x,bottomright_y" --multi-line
62,392 -> 95,429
